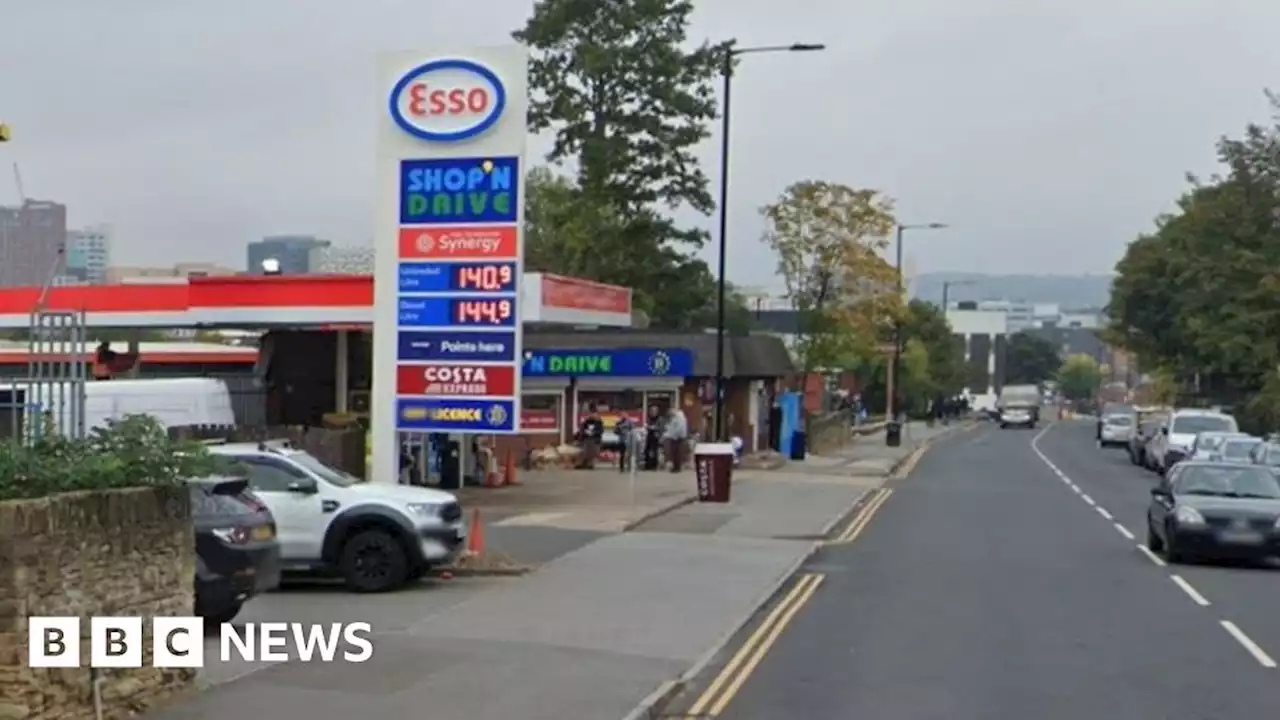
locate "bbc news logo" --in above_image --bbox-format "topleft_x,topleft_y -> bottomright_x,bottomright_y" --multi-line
28,617 -> 374,667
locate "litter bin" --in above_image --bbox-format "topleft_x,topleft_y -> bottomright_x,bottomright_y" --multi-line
789,430 -> 807,460
695,442 -> 735,503
885,421 -> 902,448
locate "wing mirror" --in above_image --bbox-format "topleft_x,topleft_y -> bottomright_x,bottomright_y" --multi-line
1150,487 -> 1171,499
287,479 -> 318,494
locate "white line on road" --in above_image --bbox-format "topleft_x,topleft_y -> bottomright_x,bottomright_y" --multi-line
1095,506 -> 1113,521
1114,523 -> 1135,540
1221,621 -> 1278,668
1080,493 -> 1096,506
1137,544 -> 1168,567
1170,575 -> 1211,606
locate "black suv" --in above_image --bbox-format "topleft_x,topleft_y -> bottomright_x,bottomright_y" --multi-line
191,476 -> 281,625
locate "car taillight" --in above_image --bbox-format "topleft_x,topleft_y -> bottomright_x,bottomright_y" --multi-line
212,527 -> 250,545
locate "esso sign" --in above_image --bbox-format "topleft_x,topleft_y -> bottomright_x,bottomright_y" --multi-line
424,367 -> 488,383
389,59 -> 507,142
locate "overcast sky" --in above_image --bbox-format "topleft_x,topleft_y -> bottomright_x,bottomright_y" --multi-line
0,0 -> 1275,289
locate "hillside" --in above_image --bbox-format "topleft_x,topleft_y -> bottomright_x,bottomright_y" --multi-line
911,273 -> 1113,309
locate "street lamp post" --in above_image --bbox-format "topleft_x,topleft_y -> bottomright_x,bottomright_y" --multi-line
941,279 -> 975,310
887,222 -> 947,435
712,41 -> 824,442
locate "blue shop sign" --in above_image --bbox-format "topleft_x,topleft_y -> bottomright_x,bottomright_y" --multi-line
396,397 -> 516,433
522,348 -> 693,378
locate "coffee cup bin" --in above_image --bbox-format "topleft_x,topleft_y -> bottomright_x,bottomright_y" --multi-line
695,442 -> 735,503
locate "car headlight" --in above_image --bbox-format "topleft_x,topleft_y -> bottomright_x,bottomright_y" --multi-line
406,502 -> 444,517
1175,506 -> 1206,526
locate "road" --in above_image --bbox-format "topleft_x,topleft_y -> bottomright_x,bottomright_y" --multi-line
663,420 -> 1280,720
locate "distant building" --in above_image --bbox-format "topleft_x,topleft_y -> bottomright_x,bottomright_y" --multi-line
104,263 -> 239,283
64,224 -> 112,284
311,245 -> 374,274
0,200 -> 67,287
246,235 -> 330,275
947,302 -> 1009,410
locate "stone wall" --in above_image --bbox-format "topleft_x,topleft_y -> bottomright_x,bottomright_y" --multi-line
0,486 -> 197,720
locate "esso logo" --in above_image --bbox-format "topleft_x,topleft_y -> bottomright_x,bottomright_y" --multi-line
389,59 -> 506,142
424,366 -> 487,383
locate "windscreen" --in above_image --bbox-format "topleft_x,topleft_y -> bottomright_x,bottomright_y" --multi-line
188,484 -> 258,518
1221,439 -> 1261,460
1173,465 -> 1280,498
1171,415 -> 1236,435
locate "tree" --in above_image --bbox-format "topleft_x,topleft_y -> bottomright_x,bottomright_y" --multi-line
1109,90 -> 1280,411
1005,332 -> 1060,385
761,180 -> 899,373
899,300 -> 966,397
899,338 -> 933,416
514,4 -> 737,330
1058,353 -> 1103,402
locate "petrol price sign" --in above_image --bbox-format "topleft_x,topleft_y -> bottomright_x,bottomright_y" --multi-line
375,46 -> 528,453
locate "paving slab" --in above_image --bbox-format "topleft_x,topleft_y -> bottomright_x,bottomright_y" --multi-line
149,531 -> 810,720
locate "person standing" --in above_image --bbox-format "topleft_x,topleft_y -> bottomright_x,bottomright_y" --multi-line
662,406 -> 689,472
576,404 -> 605,469
615,414 -> 635,472
643,405 -> 663,471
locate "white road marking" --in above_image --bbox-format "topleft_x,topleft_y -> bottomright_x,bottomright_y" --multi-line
1095,506 -> 1113,521
1081,493 -> 1096,506
1114,523 -> 1135,540
1221,621 -> 1278,668
1137,544 -> 1167,567
1071,485 -> 1082,494
1170,575 -> 1211,606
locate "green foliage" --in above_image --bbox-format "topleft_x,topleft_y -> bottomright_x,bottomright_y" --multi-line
1058,354 -> 1103,402
0,415 -> 234,501
899,300 -> 966,396
1005,332 -> 1060,385
514,1 -> 744,332
1110,90 -> 1280,410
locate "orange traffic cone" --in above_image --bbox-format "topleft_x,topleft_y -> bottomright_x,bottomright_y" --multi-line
503,452 -> 519,486
465,508 -> 485,556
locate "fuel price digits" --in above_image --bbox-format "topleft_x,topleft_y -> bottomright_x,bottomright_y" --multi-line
454,263 -> 515,292
454,298 -> 515,326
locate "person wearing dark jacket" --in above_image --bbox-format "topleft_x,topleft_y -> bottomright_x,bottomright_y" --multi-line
576,404 -> 605,469
643,406 -> 662,471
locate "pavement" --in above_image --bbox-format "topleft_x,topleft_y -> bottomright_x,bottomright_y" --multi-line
659,419 -> 1280,720
145,422 -> 960,720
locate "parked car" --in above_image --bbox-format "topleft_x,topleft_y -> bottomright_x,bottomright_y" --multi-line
191,475 -> 281,625
1147,461 -> 1280,563
1148,409 -> 1239,475
1129,414 -> 1168,466
1249,441 -> 1280,473
208,440 -> 466,592
1097,402 -> 1135,440
1211,436 -> 1261,463
1189,431 -> 1250,460
1099,413 -> 1136,448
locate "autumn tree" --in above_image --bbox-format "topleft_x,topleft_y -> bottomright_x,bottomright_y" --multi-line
762,180 -> 899,373
514,0 -> 735,330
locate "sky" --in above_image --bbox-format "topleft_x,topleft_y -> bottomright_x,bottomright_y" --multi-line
1,0 -> 1277,290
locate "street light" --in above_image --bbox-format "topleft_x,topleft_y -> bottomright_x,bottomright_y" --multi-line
887,222 -> 947,437
941,279 -> 975,310
713,41 -> 825,441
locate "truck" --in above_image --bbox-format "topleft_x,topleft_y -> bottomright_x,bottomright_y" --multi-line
997,384 -> 1041,429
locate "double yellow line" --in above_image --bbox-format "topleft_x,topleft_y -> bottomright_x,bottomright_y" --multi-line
828,487 -> 893,544
685,572 -> 825,717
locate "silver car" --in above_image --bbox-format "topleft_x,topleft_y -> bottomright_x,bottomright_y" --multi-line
1189,431 -> 1251,460
1210,436 -> 1261,463
1099,413 -> 1136,448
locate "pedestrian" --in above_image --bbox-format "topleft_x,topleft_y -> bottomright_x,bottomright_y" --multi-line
615,414 -> 635,472
575,404 -> 604,469
662,406 -> 689,472
643,405 -> 663,471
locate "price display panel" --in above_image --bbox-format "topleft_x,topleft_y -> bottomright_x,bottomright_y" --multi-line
398,262 -> 518,294
398,297 -> 517,327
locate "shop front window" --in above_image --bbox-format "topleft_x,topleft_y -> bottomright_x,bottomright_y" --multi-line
578,391 -> 644,433
520,393 -> 562,433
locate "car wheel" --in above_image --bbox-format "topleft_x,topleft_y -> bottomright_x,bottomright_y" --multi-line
1146,520 -> 1164,553
1163,523 -> 1184,563
339,529 -> 409,593
999,423 -> 1007,429
201,603 -> 242,627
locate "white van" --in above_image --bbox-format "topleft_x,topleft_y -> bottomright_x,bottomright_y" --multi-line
2,377 -> 236,434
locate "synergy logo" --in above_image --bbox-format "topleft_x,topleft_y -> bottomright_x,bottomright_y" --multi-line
388,58 -> 506,142
28,617 -> 374,668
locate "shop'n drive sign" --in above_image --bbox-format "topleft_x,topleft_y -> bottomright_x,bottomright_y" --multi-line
372,45 -> 527,483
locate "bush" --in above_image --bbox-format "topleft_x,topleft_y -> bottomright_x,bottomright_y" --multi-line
0,414 -> 235,502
